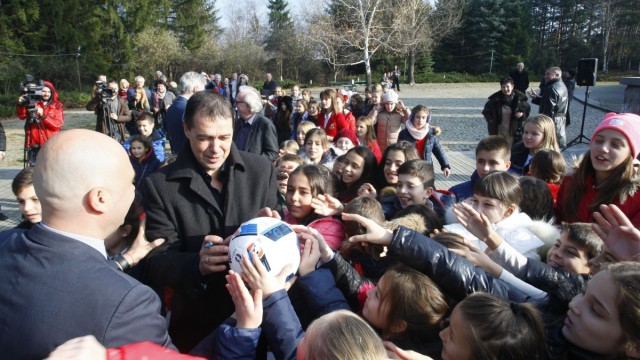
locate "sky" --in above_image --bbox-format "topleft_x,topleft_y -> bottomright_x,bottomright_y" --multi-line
215,0 -> 307,30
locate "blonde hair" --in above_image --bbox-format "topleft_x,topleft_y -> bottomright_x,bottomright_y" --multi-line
297,121 -> 316,136
135,86 -> 150,109
300,310 -> 386,360
356,116 -> 377,145
524,115 -> 560,153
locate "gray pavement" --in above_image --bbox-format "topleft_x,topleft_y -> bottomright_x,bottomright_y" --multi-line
0,83 -> 625,231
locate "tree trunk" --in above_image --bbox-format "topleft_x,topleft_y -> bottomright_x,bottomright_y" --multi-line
365,48 -> 372,88
409,48 -> 416,85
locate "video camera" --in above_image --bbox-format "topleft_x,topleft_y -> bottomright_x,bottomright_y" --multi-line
95,81 -> 115,100
19,74 -> 45,108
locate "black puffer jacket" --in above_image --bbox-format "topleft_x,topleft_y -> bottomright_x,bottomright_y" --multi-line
482,89 -> 531,141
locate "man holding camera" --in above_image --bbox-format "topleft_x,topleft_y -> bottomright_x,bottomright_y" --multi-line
16,80 -> 64,155
86,80 -> 132,144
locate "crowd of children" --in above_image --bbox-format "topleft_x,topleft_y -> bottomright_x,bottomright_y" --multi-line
27,80 -> 640,359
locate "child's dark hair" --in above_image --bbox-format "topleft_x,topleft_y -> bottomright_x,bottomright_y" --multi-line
475,135 -> 511,159
410,105 -> 431,124
397,159 -> 435,189
605,262 -> 640,355
135,112 -> 153,124
289,164 -> 334,198
129,134 -> 152,151
431,232 -> 468,250
379,265 -> 449,343
304,128 -> 329,148
456,292 -> 547,360
343,196 -> 385,238
276,153 -> 304,167
518,176 -> 554,221
375,141 -> 420,188
562,222 -> 603,259
530,149 -> 566,185
473,171 -> 521,207
336,146 -> 377,201
12,168 -> 34,196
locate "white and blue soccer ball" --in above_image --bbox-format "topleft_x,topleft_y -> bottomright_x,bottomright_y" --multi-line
228,217 -> 300,277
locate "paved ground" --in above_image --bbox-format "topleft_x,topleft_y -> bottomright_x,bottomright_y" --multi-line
0,82 -> 622,231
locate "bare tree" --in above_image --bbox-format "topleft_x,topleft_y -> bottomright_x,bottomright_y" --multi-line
391,0 -> 464,84
303,0 -> 399,87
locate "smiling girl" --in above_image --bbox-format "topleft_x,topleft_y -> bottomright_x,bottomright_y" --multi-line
316,89 -> 351,141
335,146 -> 377,202
284,164 -> 333,226
510,115 -> 560,176
303,128 -> 334,167
445,171 -> 545,259
398,105 -> 451,178
556,113 -> 640,226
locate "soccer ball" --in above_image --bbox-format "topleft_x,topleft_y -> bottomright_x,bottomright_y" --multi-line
228,217 -> 301,277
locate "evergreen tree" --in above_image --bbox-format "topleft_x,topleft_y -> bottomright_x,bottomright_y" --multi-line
265,0 -> 295,79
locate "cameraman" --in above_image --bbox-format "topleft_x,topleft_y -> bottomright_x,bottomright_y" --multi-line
16,81 -> 64,149
86,80 -> 131,144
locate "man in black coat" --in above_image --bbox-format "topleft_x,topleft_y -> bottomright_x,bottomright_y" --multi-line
0,129 -> 174,359
482,77 -> 531,145
234,86 -> 279,161
529,67 -> 568,147
142,91 -> 279,351
509,62 -> 530,93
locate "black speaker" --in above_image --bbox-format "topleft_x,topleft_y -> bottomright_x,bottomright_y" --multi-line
576,58 -> 598,86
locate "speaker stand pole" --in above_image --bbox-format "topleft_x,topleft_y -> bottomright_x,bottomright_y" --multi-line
563,86 -> 591,151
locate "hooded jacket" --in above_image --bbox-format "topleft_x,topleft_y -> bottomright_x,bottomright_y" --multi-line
16,81 -> 64,148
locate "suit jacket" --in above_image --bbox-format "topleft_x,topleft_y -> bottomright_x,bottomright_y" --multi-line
165,95 -> 188,155
0,225 -> 173,359
233,114 -> 279,161
141,143 -> 279,341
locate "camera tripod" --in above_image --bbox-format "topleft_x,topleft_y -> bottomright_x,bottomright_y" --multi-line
23,109 -> 47,168
101,99 -> 123,144
563,86 -> 591,150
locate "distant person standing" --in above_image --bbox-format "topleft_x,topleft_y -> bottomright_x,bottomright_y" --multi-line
393,65 -> 401,92
164,71 -> 207,154
510,62 -> 530,93
529,67 -> 568,147
261,72 -> 277,98
562,69 -> 576,126
482,77 -> 531,145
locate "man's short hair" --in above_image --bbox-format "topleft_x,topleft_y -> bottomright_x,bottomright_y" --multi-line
180,71 -> 207,95
134,75 -> 145,83
184,92 -> 233,130
397,159 -> 435,189
136,112 -> 154,124
548,66 -> 562,76
475,136 -> 511,159
12,167 -> 34,196
238,86 -> 263,114
500,77 -> 514,86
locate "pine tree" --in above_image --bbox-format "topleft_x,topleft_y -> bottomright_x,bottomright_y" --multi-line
265,0 -> 295,79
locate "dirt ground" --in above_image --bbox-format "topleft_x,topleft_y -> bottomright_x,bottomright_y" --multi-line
2,109 -> 95,168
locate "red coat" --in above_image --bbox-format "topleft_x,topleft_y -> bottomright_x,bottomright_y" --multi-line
317,112 -> 349,139
16,81 -> 64,148
107,342 -> 204,360
365,140 -> 382,163
555,174 -> 640,226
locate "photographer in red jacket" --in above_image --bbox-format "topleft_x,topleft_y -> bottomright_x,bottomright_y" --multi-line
16,80 -> 64,165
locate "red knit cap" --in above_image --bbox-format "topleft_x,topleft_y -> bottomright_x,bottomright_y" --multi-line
591,113 -> 640,158
334,128 -> 359,147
